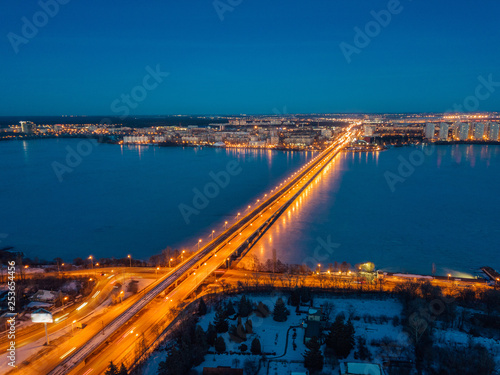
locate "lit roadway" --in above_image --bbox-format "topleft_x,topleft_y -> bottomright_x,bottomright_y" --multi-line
0,267 -> 159,359
0,271 -> 115,356
2,270 -> 158,375
11,127 -> 357,375
218,269 -> 490,292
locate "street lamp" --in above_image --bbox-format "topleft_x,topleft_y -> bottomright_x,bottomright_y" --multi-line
156,267 -> 160,277
88,256 -> 93,270
224,221 -> 228,230
198,239 -> 202,250
181,250 -> 185,262
211,230 -> 215,240
169,258 -> 173,268
62,296 -> 68,311
448,274 -> 451,281
128,254 -> 132,268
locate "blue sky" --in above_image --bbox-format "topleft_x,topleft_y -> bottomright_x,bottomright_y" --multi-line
1,0 -> 500,115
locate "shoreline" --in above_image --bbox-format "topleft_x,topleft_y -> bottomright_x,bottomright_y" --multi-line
0,135 -> 326,152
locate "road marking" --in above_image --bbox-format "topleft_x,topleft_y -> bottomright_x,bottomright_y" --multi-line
91,290 -> 100,298
76,302 -> 88,311
46,133 -> 353,375
60,347 -> 76,360
117,326 -> 136,344
55,313 -> 69,323
82,368 -> 94,375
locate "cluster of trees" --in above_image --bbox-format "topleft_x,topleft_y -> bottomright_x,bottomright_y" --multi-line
355,336 -> 372,361
325,313 -> 355,359
431,343 -> 496,375
0,249 -> 52,269
148,247 -> 183,268
244,254 -> 353,275
300,300 -> 355,373
229,316 -> 254,342
104,362 -> 127,375
272,298 -> 289,322
393,280 -> 499,374
394,281 -> 450,370
290,287 -> 313,306
3,275 -> 94,309
73,256 -> 147,268
210,296 -> 264,352
71,246 -> 194,269
394,280 -> 500,320
158,320 -> 210,375
303,337 -> 324,372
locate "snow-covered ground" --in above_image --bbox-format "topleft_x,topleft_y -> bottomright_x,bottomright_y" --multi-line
197,295 -> 406,374
143,294 -> 409,375
126,292 -> 500,375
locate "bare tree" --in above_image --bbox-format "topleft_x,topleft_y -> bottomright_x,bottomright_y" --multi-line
250,272 -> 261,288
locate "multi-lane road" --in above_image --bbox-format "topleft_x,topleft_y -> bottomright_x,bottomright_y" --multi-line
9,127 -> 357,375
0,268 -> 162,375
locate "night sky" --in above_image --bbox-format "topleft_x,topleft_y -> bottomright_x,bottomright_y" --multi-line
1,0 -> 500,115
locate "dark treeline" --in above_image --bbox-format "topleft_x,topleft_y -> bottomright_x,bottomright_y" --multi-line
393,280 -> 499,375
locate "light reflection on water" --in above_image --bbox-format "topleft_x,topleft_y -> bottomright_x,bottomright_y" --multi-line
0,139 -> 313,261
1,140 -> 499,276
248,145 -> 500,276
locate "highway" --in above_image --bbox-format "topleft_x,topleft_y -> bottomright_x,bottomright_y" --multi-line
218,269 -> 490,293
0,267 -> 155,354
10,127 -> 356,375
0,269 -> 165,374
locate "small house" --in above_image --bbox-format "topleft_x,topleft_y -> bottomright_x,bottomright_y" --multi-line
339,362 -> 383,375
202,367 -> 243,375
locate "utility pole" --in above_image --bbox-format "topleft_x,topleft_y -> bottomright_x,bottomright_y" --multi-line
44,323 -> 49,345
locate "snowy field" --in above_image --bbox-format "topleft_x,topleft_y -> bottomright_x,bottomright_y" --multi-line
143,292 -> 500,375
144,294 -> 408,375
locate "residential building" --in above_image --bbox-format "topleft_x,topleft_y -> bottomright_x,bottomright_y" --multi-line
20,121 -> 34,134
340,362 -> 383,375
29,290 -> 58,304
202,367 -> 243,375
487,122 -> 499,141
424,123 -> 435,139
454,122 -> 469,141
304,307 -> 322,344
474,122 -> 485,140
363,125 -> 376,137
439,123 -> 449,141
